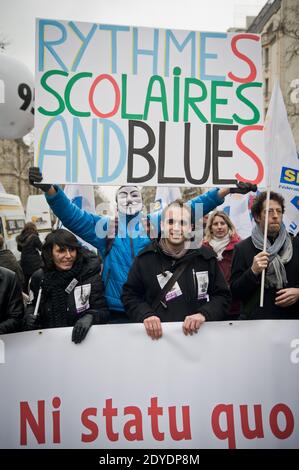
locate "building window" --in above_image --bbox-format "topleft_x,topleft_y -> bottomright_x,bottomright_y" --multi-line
265,78 -> 269,98
264,47 -> 269,69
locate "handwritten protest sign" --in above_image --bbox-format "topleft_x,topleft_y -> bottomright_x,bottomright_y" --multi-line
35,20 -> 265,186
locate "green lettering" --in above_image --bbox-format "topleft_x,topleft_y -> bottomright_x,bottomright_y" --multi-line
211,81 -> 233,124
173,66 -> 181,122
65,72 -> 92,117
184,78 -> 208,123
38,70 -> 68,116
233,82 -> 262,125
121,74 -> 143,120
143,75 -> 169,121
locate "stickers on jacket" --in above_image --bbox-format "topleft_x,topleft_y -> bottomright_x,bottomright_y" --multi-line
74,284 -> 91,313
195,271 -> 209,300
157,271 -> 183,302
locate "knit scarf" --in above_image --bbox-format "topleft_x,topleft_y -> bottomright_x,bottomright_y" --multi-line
159,238 -> 189,259
251,224 -> 293,289
42,256 -> 84,327
209,234 -> 231,261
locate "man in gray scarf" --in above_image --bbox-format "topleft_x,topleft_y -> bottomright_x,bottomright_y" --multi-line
230,191 -> 299,319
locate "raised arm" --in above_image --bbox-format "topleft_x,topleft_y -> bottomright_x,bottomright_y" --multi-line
29,167 -> 108,254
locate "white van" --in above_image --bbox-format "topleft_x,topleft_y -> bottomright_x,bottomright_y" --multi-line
0,192 -> 26,260
25,194 -> 53,242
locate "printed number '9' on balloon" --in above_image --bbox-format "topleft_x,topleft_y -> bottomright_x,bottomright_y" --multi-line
0,54 -> 34,139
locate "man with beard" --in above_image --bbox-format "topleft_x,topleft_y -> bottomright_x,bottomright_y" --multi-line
29,167 -> 254,323
122,200 -> 230,338
230,191 -> 299,319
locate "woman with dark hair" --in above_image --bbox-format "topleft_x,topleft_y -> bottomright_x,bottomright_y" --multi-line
16,222 -> 43,292
24,229 -> 109,343
203,210 -> 241,319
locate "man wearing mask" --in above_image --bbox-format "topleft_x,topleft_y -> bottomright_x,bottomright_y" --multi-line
230,191 -> 299,319
29,167 -> 255,323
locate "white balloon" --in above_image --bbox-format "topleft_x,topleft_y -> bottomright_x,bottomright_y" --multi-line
0,54 -> 34,139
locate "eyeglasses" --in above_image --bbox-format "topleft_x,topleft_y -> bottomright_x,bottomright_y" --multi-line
263,208 -> 283,215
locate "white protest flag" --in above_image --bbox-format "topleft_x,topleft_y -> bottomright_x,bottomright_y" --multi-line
58,185 -> 97,252
154,186 -> 181,211
265,81 -> 299,235
64,185 -> 96,214
217,193 -> 254,240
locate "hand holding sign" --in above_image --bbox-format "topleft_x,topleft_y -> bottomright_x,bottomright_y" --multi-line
28,167 -> 52,193
229,181 -> 257,194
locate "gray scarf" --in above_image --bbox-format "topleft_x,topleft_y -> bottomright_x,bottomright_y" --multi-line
209,234 -> 230,261
251,224 -> 293,289
159,238 -> 189,259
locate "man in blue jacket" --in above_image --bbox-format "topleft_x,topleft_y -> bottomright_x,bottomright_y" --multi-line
29,167 -> 255,323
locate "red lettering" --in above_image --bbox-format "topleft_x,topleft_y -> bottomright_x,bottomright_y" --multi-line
240,404 -> 264,440
20,400 -> 45,445
89,74 -> 120,118
148,397 -> 164,441
169,405 -> 192,441
269,404 -> 294,439
228,34 -> 260,83
52,396 -> 61,444
235,125 -> 264,184
211,404 -> 236,449
123,406 -> 143,441
103,398 -> 119,441
81,407 -> 99,443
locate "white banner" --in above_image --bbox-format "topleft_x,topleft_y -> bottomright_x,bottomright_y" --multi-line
58,184 -> 97,252
1,321 -> 299,449
217,192 -> 255,239
35,20 -> 265,187
265,81 -> 299,235
154,186 -> 182,211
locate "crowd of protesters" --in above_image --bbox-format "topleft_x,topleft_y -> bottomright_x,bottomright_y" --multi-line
0,169 -> 298,341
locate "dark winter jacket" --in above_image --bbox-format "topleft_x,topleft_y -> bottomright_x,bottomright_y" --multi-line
26,250 -> 109,329
0,267 -> 24,334
0,248 -> 24,288
122,242 -> 231,323
46,186 -> 225,313
203,234 -> 241,316
230,236 -> 299,319
17,233 -> 43,279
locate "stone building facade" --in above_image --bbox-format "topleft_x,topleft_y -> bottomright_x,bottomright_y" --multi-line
248,0 -> 299,148
0,138 -> 37,205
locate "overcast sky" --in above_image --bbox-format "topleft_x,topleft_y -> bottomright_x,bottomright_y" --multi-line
1,0 -> 268,72
0,0 -> 268,204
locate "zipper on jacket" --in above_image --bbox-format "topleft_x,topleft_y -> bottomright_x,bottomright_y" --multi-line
129,237 -> 135,259
192,268 -> 198,299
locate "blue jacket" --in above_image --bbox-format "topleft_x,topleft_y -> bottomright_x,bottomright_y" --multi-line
46,187 -> 224,312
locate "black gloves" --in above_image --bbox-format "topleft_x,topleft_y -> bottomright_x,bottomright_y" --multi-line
229,181 -> 257,194
29,167 -> 52,193
24,313 -> 39,330
72,313 -> 93,344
